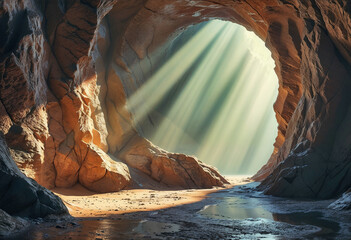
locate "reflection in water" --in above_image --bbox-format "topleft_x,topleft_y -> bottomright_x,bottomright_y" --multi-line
133,220 -> 180,235
17,219 -> 180,240
10,184 -> 351,239
200,200 -> 341,238
199,197 -> 273,220
198,184 -> 344,239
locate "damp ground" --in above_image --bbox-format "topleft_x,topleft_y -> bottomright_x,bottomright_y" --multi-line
6,178 -> 351,240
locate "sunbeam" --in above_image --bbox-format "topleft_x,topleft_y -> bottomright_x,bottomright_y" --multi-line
127,20 -> 278,175
127,21 -> 227,126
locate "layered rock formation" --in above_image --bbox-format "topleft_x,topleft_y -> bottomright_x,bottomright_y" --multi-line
0,0 -> 228,209
97,0 -> 351,199
92,0 -> 351,199
95,0 -> 304,189
0,1 -> 351,224
0,0 -> 133,196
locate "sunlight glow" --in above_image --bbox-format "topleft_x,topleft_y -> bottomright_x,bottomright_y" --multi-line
127,21 -> 226,125
126,20 -> 278,175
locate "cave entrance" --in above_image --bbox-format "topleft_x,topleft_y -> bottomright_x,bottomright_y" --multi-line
126,20 -> 278,176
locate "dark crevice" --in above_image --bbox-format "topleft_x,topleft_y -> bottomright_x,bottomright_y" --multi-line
61,45 -> 79,61
143,6 -> 158,15
65,20 -> 95,36
80,0 -> 98,11
0,10 -> 32,62
0,97 -> 15,124
58,30 -> 90,46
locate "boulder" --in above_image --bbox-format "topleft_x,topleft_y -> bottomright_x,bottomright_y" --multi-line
0,209 -> 29,238
0,135 -> 68,218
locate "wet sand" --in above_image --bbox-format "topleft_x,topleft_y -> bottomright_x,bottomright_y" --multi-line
53,175 -> 252,217
12,176 -> 351,239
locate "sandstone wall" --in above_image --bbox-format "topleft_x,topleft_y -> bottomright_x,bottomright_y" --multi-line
0,0 -> 350,201
97,0 -> 351,198
0,0 -> 132,193
0,0 -> 228,196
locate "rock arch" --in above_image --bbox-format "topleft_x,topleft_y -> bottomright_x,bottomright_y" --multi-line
98,0 -> 303,181
1,0 -> 351,199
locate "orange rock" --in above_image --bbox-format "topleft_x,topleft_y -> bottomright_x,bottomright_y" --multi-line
54,138 -> 80,188
79,144 -> 131,192
2,0 -> 351,202
118,136 -> 228,189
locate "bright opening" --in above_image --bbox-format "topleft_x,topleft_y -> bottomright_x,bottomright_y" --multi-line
126,20 -> 278,175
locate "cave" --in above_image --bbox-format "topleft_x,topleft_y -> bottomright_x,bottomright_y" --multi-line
126,19 -> 279,176
1,0 -> 351,239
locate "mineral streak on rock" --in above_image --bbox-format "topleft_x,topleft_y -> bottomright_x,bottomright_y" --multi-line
0,0 -> 351,218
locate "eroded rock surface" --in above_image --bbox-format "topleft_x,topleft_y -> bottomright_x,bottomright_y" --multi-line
0,209 -> 29,238
119,136 -> 228,188
0,0 -> 132,195
96,0 -> 351,199
0,0 -> 351,210
0,135 -> 67,218
328,189 -> 351,210
0,0 -> 228,202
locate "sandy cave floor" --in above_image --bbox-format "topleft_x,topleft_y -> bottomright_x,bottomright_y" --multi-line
8,175 -> 351,239
53,175 -> 250,217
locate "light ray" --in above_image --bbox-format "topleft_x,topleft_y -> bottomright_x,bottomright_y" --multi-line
150,23 -> 240,151
126,21 -> 226,126
129,20 -> 279,175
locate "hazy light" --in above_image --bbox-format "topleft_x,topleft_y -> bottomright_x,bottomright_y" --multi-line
127,21 -> 226,125
127,20 -> 278,175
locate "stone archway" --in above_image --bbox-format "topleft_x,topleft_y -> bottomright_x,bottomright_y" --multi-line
96,0 -> 351,198
1,0 -> 351,200
99,0 -> 303,161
